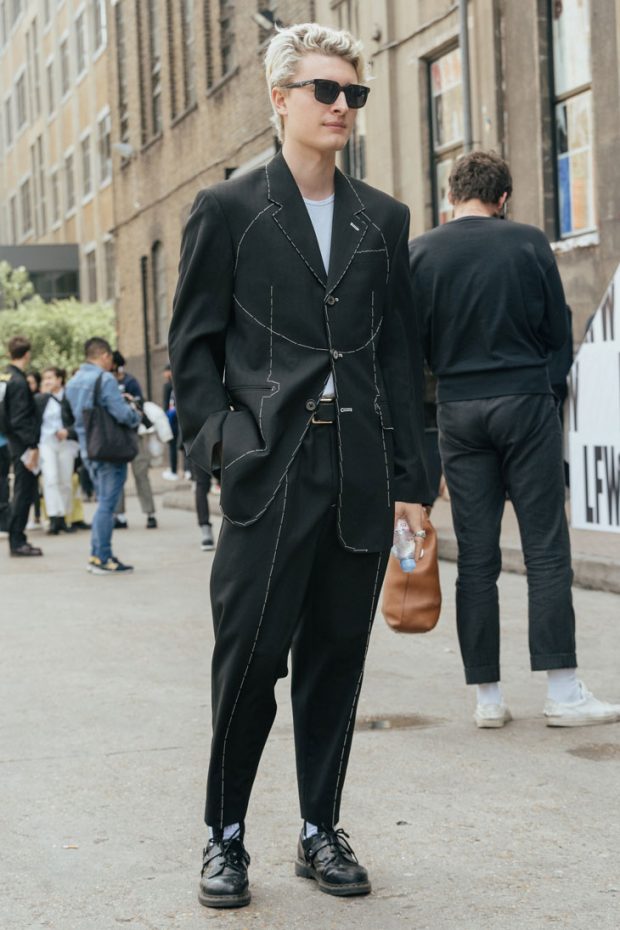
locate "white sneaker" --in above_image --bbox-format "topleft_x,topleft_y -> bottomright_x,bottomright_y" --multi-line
161,469 -> 179,481
474,703 -> 512,728
544,680 -> 620,727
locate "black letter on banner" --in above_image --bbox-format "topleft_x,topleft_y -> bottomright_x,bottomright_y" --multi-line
594,446 -> 604,524
604,447 -> 620,526
585,446 -> 594,523
568,362 -> 579,431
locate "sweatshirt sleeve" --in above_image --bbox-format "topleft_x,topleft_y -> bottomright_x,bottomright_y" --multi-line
539,238 -> 569,352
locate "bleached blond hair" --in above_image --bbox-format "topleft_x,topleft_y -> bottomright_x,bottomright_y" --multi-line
265,23 -> 366,142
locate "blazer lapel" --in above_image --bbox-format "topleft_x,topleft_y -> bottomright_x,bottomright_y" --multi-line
325,169 -> 368,296
266,153 -> 328,287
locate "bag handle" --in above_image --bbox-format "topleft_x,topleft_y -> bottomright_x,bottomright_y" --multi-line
93,372 -> 104,407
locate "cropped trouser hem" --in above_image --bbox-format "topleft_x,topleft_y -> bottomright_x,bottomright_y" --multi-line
465,664 -> 501,685
530,652 -> 577,672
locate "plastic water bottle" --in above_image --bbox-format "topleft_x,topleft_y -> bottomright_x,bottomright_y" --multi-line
391,518 -> 416,573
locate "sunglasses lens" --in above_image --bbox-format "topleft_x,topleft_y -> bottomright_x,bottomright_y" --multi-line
314,80 -> 340,105
346,85 -> 369,108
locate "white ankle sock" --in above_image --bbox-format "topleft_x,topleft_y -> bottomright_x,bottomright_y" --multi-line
547,668 -> 580,703
303,821 -> 318,838
476,682 -> 503,706
208,822 -> 240,841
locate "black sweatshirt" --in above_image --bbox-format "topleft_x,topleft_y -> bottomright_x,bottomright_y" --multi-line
408,216 -> 569,402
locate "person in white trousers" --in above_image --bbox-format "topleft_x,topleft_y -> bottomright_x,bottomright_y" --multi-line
37,367 -> 79,535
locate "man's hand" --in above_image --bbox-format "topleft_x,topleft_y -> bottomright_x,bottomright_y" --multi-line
24,448 -> 39,472
394,501 -> 427,561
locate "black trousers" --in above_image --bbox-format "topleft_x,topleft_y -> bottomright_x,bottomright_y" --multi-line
438,394 -> 576,684
192,463 -> 211,526
0,445 -> 10,532
206,424 -> 389,830
8,452 -> 38,550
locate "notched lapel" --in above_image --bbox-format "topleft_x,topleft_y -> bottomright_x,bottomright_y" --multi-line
325,170 -> 368,295
266,154 -> 328,287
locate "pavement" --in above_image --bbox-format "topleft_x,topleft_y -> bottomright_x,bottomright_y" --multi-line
1,482 -> 619,930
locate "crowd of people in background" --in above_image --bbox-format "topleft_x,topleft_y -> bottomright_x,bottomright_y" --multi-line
0,335 -> 216,568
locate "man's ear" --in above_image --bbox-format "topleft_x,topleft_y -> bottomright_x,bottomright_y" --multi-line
271,86 -> 288,117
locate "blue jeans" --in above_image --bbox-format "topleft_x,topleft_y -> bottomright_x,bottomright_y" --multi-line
88,461 -> 127,562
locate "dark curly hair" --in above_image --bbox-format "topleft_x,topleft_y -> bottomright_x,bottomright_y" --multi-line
449,151 -> 513,205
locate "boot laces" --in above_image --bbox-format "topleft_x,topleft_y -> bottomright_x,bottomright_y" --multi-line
203,836 -> 250,875
310,828 -> 357,863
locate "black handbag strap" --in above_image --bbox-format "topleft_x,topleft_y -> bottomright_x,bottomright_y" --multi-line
93,372 -> 104,407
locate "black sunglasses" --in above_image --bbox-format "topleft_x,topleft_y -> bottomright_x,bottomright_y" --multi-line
281,78 -> 370,109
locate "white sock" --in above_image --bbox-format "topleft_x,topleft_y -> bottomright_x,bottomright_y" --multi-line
303,821 -> 319,838
476,682 -> 503,706
208,822 -> 240,841
547,668 -> 580,703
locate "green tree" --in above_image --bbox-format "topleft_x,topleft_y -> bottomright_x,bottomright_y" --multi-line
0,261 -> 36,309
0,300 -> 117,373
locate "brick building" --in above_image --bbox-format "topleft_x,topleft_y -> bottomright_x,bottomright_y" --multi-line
0,0 -> 115,303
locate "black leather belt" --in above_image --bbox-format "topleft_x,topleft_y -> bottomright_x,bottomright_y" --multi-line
311,399 -> 337,424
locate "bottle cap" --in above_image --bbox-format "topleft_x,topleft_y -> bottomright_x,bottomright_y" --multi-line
400,558 -> 416,573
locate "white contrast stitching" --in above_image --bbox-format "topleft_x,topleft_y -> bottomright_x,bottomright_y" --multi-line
360,211 -> 390,282
233,294 -> 331,353
273,210 -> 327,288
326,220 -> 368,296
370,290 -> 392,508
225,286 -> 281,469
331,552 -> 383,825
323,307 -> 369,554
218,472 -> 289,829
342,173 -> 365,211
235,203 -> 275,273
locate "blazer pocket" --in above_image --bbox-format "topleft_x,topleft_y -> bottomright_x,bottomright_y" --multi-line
221,408 -> 263,470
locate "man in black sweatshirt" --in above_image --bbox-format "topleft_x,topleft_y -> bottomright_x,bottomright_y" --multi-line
409,150 -> 619,729
3,335 -> 43,556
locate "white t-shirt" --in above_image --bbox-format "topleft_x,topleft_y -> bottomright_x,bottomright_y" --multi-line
40,392 -> 64,444
303,194 -> 335,398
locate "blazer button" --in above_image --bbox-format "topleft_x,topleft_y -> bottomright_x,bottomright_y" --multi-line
325,295 -> 338,306
331,349 -> 342,360
305,399 -> 317,412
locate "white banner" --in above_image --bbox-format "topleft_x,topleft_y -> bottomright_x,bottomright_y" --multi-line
568,265 -> 620,533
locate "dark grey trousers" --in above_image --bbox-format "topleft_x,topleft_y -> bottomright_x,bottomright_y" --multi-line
438,393 -> 577,684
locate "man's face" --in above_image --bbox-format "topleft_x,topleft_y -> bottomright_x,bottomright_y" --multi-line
274,52 -> 359,154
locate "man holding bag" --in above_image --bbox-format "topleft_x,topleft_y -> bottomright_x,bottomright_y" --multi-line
66,337 -> 141,575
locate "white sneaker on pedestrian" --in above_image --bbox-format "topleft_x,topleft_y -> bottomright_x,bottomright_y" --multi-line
474,703 -> 512,728
162,469 -> 179,481
544,680 -> 620,727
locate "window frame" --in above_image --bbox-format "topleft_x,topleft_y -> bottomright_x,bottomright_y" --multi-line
427,43 -> 464,227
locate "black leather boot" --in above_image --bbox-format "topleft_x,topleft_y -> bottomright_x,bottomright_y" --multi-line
198,833 -> 251,909
295,827 -> 371,896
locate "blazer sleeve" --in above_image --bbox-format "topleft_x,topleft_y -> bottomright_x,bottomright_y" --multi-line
7,377 -> 39,449
377,207 -> 432,505
168,188 -> 234,474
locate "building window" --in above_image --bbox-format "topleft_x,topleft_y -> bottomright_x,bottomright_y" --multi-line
81,134 -> 92,197
9,194 -> 18,243
552,0 -> 594,238
166,0 -> 177,120
75,10 -> 87,77
147,0 -> 162,135
204,0 -> 214,89
60,36 -> 71,96
93,0 -> 107,52
36,135 -> 46,232
98,111 -> 112,184
65,151 -> 75,213
47,59 -> 55,115
136,0 -> 148,144
219,0 -> 234,77
50,167 -> 60,225
181,0 -> 196,109
115,2 -> 130,143
85,248 -> 97,302
104,238 -> 116,301
152,241 -> 168,343
4,96 -> 13,147
20,178 -> 33,237
0,2 -> 7,49
31,18 -> 41,116
15,72 -> 27,130
429,46 -> 463,225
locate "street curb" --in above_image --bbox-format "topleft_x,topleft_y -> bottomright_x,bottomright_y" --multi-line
437,532 -> 620,595
163,488 -> 620,595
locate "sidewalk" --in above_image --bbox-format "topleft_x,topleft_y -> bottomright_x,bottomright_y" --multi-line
1,491 -> 618,929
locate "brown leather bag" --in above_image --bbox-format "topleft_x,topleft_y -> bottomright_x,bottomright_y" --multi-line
382,517 -> 441,633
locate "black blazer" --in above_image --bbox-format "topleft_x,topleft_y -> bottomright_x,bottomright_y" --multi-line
169,153 -> 429,552
36,392 -> 77,441
4,365 -> 39,455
